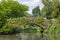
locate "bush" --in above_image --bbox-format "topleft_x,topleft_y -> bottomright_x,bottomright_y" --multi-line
18,24 -> 41,33
44,18 -> 60,34
0,23 -> 14,34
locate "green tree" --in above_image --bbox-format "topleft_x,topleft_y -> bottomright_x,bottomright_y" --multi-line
0,0 -> 28,18
0,0 -> 28,28
32,6 -> 40,16
41,0 -> 60,19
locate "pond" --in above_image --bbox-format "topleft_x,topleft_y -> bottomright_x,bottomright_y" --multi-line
0,33 -> 60,40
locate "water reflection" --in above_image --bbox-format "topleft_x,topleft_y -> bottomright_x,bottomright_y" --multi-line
0,33 -> 60,40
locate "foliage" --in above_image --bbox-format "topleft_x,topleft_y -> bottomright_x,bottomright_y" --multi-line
44,18 -> 60,34
17,23 -> 41,33
42,0 -> 60,19
0,23 -> 14,34
7,17 -> 43,33
32,6 -> 40,16
8,17 -> 43,25
0,0 -> 60,34
40,0 -> 60,34
0,0 -> 28,18
0,0 -> 29,30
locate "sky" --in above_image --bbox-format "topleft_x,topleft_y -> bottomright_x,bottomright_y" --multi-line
17,0 -> 44,14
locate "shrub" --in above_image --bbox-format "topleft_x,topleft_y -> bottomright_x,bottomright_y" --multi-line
0,23 -> 14,34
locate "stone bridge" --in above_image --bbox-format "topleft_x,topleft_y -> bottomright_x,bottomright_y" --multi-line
7,17 -> 56,33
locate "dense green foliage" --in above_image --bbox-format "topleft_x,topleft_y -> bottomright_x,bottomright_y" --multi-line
41,0 -> 60,33
32,6 -> 40,16
41,0 -> 60,19
0,0 -> 28,18
0,0 -> 60,34
0,0 -> 28,22
7,17 -> 43,33
0,0 -> 29,34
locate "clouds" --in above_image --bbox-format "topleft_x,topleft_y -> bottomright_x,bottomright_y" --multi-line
17,0 -> 44,14
19,0 -> 40,8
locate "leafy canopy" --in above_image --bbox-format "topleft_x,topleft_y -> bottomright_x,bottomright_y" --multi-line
0,0 -> 28,27
42,0 -> 60,19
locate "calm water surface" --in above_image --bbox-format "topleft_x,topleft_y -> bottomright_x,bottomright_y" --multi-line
0,33 -> 60,40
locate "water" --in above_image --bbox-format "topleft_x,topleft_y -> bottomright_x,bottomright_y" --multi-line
0,33 -> 60,40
